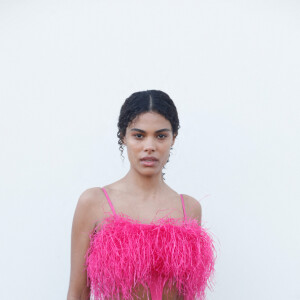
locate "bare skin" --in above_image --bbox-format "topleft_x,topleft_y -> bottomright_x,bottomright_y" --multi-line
67,112 -> 202,300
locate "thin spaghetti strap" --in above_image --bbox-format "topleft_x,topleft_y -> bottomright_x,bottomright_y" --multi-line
101,188 -> 117,216
180,194 -> 187,223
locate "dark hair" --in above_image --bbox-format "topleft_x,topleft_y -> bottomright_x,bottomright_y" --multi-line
117,90 -> 180,158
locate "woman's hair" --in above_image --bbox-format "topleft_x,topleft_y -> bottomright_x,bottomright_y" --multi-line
117,90 -> 180,157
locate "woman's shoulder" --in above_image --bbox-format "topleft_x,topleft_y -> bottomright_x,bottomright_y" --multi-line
181,194 -> 202,225
75,187 -> 108,226
77,187 -> 106,206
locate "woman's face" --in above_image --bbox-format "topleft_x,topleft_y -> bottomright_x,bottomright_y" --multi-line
123,112 -> 176,177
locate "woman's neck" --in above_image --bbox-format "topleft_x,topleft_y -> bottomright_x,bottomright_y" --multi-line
123,168 -> 166,196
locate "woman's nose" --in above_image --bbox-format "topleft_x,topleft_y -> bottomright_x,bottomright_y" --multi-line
144,138 -> 156,152
144,145 -> 155,152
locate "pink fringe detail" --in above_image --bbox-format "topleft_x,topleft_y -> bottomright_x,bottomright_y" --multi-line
85,213 -> 216,300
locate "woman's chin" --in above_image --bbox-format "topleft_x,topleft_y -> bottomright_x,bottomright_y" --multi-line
138,167 -> 161,177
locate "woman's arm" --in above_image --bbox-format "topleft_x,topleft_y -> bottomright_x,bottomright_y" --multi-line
67,189 -> 101,300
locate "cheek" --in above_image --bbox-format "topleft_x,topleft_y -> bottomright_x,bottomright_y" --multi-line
160,145 -> 171,160
126,141 -> 141,157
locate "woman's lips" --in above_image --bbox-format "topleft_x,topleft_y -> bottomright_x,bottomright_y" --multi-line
140,157 -> 158,167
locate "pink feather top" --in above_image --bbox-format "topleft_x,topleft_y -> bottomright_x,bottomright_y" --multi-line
84,188 -> 216,300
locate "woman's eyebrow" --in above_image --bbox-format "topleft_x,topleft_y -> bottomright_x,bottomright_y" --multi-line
155,128 -> 172,133
130,128 -> 171,133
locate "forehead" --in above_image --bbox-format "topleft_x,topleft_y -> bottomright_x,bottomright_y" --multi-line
128,112 -> 171,130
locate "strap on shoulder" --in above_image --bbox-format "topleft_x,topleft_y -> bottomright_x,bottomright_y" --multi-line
180,194 -> 187,223
101,187 -> 117,216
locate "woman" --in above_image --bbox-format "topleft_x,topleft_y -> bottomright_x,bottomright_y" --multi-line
67,90 -> 215,300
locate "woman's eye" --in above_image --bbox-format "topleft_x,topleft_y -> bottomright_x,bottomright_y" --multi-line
134,134 -> 144,139
157,134 -> 167,139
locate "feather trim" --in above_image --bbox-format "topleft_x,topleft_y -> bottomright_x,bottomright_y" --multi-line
85,213 -> 216,300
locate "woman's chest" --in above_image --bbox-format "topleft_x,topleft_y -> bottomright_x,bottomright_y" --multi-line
86,217 -> 215,300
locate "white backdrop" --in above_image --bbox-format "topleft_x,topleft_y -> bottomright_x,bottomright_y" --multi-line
0,1 -> 299,299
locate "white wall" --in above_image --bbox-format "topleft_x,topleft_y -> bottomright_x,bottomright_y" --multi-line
0,1 -> 299,299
